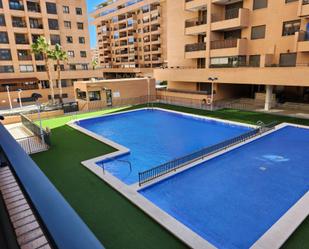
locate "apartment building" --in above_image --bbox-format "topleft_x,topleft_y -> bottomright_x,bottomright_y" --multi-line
91,0 -> 167,78
0,0 -> 102,108
154,0 -> 309,110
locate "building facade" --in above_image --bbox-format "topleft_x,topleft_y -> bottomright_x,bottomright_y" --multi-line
0,0 -> 102,108
154,0 -> 309,110
91,0 -> 167,71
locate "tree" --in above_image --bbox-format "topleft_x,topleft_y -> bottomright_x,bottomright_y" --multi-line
91,59 -> 98,70
31,36 -> 55,104
49,44 -> 68,104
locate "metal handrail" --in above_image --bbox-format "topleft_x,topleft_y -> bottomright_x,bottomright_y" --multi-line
138,121 -> 278,186
100,157 -> 132,174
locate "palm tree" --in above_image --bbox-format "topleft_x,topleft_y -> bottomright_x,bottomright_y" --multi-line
50,44 -> 68,104
91,59 -> 98,70
31,36 -> 55,104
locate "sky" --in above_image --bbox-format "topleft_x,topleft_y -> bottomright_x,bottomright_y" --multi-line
86,0 -> 106,48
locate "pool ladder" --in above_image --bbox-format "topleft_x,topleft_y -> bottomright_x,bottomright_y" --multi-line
101,158 -> 132,175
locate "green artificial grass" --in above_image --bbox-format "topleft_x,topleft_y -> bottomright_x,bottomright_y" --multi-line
31,104 -> 309,249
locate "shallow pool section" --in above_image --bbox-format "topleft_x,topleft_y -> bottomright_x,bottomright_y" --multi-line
76,109 -> 251,184
139,126 -> 309,249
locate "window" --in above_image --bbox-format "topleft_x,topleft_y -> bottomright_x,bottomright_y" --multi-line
19,65 -> 34,72
69,64 -> 76,70
210,56 -> 246,68
249,55 -> 260,67
253,0 -> 267,10
46,2 -> 57,14
76,7 -> 82,15
251,25 -> 266,39
50,34 -> 60,45
63,6 -> 69,13
64,21 -> 71,29
0,14 -> 5,26
0,32 -> 9,44
80,51 -> 87,57
67,51 -> 75,58
0,65 -> 14,73
285,0 -> 298,3
197,83 -> 211,93
279,53 -> 297,67
0,0 -> 2,8
36,65 -> 46,72
15,33 -> 28,44
282,20 -> 300,36
66,36 -> 73,43
0,49 -> 12,60
77,22 -> 84,30
89,91 -> 101,101
48,19 -> 59,30
79,37 -> 85,44
81,64 -> 88,70
17,50 -> 31,60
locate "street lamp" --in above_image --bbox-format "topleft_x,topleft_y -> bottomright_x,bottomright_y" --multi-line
18,89 -> 23,108
6,85 -> 12,110
146,76 -> 151,105
32,93 -> 44,143
208,77 -> 218,111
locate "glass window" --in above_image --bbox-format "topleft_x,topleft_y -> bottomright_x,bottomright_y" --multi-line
89,91 -> 101,101
50,34 -> 60,45
63,6 -> 69,13
46,2 -> 57,14
76,7 -> 82,15
68,51 -> 75,58
249,55 -> 260,67
251,25 -> 266,39
282,20 -> 300,36
19,65 -> 34,72
0,49 -> 12,60
79,37 -> 85,44
80,51 -> 87,57
253,0 -> 267,10
48,19 -> 59,30
64,21 -> 71,29
0,65 -> 14,73
77,22 -> 84,30
279,53 -> 297,67
0,32 -> 9,44
0,14 -> 5,26
66,36 -> 73,43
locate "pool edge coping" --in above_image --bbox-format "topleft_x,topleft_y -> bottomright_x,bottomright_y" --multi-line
68,108 -> 309,249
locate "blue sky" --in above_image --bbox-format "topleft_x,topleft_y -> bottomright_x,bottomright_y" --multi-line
86,0 -> 106,48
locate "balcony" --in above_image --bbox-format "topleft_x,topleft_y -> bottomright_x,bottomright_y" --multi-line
296,30 -> 309,52
298,0 -> 309,17
9,1 -> 24,11
185,18 -> 207,35
12,17 -> 27,28
210,38 -> 247,57
27,1 -> 41,13
185,42 -> 206,59
211,8 -> 249,31
185,0 -> 207,12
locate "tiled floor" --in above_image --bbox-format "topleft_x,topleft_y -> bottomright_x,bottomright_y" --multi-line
0,167 -> 52,249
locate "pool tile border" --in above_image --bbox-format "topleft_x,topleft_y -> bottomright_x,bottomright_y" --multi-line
68,108 -> 309,249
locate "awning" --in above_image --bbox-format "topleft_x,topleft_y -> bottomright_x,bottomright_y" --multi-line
0,77 -> 39,84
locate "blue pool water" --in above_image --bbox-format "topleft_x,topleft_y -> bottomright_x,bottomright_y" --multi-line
76,109 -> 251,184
140,126 -> 309,249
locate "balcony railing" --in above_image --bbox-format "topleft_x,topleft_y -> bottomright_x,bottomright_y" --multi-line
212,8 -> 240,22
185,43 -> 206,52
12,21 -> 27,28
298,30 -> 309,41
210,39 -> 237,49
185,17 -> 207,28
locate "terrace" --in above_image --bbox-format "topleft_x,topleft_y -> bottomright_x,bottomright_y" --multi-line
4,103 -> 306,249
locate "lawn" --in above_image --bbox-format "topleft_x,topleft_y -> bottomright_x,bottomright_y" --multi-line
32,104 -> 309,249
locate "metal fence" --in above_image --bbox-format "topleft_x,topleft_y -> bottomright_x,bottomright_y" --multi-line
16,136 -> 49,154
138,122 -> 277,186
20,114 -> 51,146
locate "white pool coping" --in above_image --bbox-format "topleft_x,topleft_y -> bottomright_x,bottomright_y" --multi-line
68,108 -> 309,249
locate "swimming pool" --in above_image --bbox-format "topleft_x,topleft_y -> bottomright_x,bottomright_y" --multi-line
139,125 -> 309,249
75,109 -> 252,184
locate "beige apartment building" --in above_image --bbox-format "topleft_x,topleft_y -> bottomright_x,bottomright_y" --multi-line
0,0 -> 102,108
154,0 -> 309,111
91,0 -> 167,78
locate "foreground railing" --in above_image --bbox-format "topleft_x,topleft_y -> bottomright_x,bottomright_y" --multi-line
138,122 -> 277,186
0,123 -> 105,249
20,113 -> 51,146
